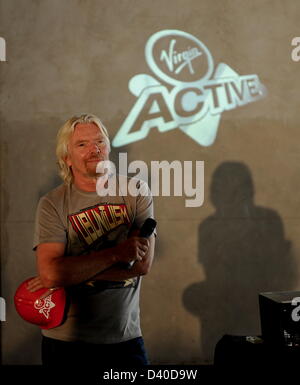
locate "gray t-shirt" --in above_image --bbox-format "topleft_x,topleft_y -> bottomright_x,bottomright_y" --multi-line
33,175 -> 155,344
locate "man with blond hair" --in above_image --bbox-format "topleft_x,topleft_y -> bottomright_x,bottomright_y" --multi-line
28,113 -> 156,368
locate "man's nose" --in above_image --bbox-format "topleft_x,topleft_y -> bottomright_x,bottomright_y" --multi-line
88,142 -> 101,154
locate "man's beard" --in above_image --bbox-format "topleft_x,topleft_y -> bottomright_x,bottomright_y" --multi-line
86,158 -> 107,178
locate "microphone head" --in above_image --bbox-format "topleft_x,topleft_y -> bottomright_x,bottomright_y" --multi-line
139,218 -> 157,238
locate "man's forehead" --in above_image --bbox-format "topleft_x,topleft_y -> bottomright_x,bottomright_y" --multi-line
72,122 -> 104,138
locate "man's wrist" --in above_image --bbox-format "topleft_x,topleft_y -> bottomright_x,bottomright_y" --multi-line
91,247 -> 120,265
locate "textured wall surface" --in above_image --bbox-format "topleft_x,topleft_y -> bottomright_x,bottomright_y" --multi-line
1,0 -> 300,364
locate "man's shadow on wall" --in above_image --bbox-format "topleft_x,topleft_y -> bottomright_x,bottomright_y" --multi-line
183,161 -> 297,363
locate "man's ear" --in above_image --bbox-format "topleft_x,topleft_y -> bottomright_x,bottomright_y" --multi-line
65,155 -> 71,167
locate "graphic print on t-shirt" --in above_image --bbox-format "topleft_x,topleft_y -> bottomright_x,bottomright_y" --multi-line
68,203 -> 138,293
68,203 -> 130,247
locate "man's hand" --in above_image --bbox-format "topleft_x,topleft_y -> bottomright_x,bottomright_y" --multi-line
114,236 -> 150,264
27,276 -> 60,299
27,276 -> 45,292
92,234 -> 155,281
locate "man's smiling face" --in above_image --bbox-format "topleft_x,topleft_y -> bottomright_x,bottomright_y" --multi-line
66,122 -> 110,182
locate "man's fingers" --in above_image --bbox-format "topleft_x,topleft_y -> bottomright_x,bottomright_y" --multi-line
28,283 -> 43,292
26,277 -> 44,292
28,281 -> 40,289
137,238 -> 149,249
38,288 -> 58,300
27,277 -> 38,286
139,237 -> 150,246
136,243 -> 149,261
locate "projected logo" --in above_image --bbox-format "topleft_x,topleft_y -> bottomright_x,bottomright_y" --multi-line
112,30 -> 267,147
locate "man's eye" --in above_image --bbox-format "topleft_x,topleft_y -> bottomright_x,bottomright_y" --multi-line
78,143 -> 85,147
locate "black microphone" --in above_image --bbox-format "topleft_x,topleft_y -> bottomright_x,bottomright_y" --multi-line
139,218 -> 157,238
125,218 -> 157,269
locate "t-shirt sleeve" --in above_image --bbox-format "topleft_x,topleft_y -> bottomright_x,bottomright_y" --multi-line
134,180 -> 157,237
33,196 -> 67,250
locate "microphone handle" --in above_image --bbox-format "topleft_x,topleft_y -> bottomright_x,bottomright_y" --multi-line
126,218 -> 157,269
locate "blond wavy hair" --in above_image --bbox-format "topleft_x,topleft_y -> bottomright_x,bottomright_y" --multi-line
56,113 -> 110,184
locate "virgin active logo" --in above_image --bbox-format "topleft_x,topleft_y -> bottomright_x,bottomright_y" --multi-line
112,30 -> 267,148
34,295 -> 55,319
146,29 -> 213,85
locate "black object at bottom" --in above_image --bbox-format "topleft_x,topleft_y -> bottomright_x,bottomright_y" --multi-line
214,334 -> 300,368
42,335 -> 149,369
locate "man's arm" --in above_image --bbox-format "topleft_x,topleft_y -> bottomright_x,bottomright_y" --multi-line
33,236 -> 149,288
92,234 -> 155,281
